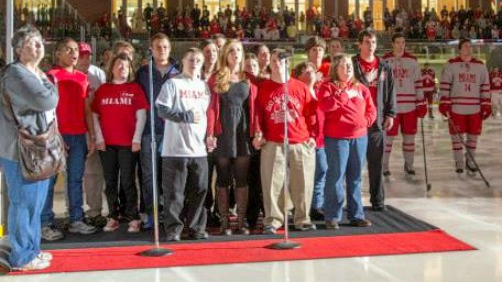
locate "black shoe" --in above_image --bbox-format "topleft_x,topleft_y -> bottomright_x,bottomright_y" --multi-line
383,171 -> 391,177
310,208 -> 325,221
86,215 -> 107,228
404,165 -> 416,175
325,220 -> 339,230
456,168 -> 464,174
189,230 -> 209,240
295,223 -> 317,231
349,219 -> 372,227
206,212 -> 220,228
372,205 -> 387,211
165,233 -> 181,242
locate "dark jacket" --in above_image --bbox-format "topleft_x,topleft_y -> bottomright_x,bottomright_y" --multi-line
135,57 -> 179,136
352,55 -> 396,130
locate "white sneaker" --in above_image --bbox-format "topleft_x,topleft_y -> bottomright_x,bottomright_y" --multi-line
68,220 -> 97,235
103,218 -> 120,232
127,220 -> 141,233
37,252 -> 53,261
13,257 -> 50,271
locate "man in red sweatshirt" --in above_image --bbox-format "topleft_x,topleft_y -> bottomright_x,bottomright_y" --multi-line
253,48 -> 318,234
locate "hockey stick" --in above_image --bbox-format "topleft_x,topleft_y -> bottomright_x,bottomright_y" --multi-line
446,115 -> 490,188
420,118 -> 432,192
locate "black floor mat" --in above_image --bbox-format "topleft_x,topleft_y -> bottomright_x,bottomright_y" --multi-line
42,205 -> 437,250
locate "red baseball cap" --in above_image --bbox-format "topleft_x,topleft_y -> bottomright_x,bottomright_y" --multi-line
78,42 -> 92,55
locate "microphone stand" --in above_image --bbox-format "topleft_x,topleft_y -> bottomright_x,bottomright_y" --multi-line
140,50 -> 173,257
267,52 -> 301,250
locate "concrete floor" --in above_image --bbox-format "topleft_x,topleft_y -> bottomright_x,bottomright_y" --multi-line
3,109 -> 502,282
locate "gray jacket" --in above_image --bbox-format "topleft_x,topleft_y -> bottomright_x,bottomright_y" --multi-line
0,62 -> 58,161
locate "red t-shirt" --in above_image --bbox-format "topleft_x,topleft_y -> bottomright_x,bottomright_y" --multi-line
255,78 -> 317,144
318,61 -> 331,79
92,82 -> 149,146
358,57 -> 380,107
318,81 -> 376,139
47,66 -> 89,135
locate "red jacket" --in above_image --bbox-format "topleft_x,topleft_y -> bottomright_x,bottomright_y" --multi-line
318,81 -> 376,139
255,78 -> 317,144
206,73 -> 258,137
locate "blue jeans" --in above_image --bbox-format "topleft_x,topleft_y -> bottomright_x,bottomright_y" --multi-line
0,157 -> 50,267
312,148 -> 327,210
41,134 -> 87,225
324,136 -> 368,222
140,134 -> 163,216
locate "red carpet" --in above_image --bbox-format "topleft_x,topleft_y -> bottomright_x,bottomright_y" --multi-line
11,229 -> 475,275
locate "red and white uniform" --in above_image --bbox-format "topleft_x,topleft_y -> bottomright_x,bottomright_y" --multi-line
440,57 -> 490,117
421,67 -> 436,106
383,51 -> 424,115
439,56 -> 491,171
382,51 -> 424,173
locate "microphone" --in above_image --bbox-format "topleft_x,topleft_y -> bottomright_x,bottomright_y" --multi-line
278,52 -> 292,59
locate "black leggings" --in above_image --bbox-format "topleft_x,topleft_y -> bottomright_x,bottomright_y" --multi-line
216,156 -> 250,188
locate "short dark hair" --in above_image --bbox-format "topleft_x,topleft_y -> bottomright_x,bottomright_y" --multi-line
253,43 -> 269,55
55,37 -> 77,52
391,33 -> 405,43
199,39 -> 215,50
293,61 -> 316,78
211,33 -> 226,40
305,36 -> 326,52
358,30 -> 377,43
459,38 -> 471,50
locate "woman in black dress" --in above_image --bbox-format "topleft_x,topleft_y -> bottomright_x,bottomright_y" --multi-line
207,39 -> 256,235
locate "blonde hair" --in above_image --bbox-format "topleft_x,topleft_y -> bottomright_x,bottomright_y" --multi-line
214,39 -> 246,94
328,53 -> 359,85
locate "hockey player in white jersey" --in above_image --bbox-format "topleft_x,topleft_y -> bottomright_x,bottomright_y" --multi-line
382,33 -> 426,176
489,67 -> 502,117
439,39 -> 491,174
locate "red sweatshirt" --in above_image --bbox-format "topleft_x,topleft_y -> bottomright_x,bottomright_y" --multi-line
318,81 -> 376,139
255,78 -> 317,144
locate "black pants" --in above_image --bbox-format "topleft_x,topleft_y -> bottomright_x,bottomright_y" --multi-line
204,152 -> 217,210
367,126 -> 385,206
99,146 -> 139,221
247,150 -> 263,228
162,157 -> 208,236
